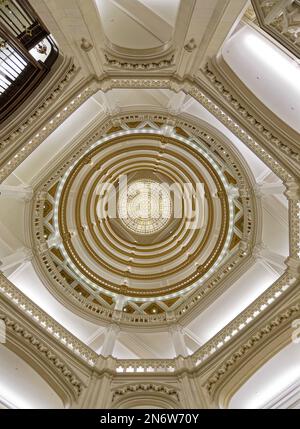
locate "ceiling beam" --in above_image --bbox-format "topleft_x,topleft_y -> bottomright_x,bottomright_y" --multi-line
92,91 -> 120,114
85,327 -> 106,352
191,0 -> 249,72
167,91 -> 186,114
183,327 -> 203,348
118,333 -> 161,359
0,220 -> 23,251
175,0 -> 249,77
144,89 -> 170,107
0,184 -> 33,202
262,196 -> 288,228
0,248 -> 32,272
111,0 -> 172,43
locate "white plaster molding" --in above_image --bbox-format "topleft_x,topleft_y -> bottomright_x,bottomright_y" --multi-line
0,312 -> 84,399
0,274 -> 98,366
263,378 -> 300,409
0,184 -> 33,201
169,323 -> 189,357
29,112 -> 256,328
0,248 -> 32,272
101,324 -> 120,357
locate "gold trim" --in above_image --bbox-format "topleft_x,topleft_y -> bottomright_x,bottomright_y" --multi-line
57,134 -> 229,297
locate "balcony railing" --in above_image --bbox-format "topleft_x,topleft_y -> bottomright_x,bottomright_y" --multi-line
0,0 -> 58,123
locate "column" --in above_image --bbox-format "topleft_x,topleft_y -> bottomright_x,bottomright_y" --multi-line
169,323 -> 188,357
101,323 -> 120,357
174,356 -> 211,408
253,243 -> 286,276
0,247 -> 32,272
74,356 -> 116,409
114,294 -> 128,311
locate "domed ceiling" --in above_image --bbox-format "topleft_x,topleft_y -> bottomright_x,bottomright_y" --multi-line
32,114 -> 254,320
0,0 -> 298,409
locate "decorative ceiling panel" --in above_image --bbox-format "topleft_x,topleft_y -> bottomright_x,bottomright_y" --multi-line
30,113 -> 256,325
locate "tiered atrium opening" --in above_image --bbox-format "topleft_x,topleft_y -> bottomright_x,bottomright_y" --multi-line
0,0 -> 299,410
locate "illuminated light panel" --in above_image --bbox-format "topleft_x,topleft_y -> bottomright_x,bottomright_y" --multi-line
118,179 -> 172,235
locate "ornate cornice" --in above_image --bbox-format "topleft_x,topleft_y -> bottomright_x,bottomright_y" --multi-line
191,272 -> 296,365
206,297 -> 300,404
251,0 -> 300,59
0,84 -> 97,183
115,358 -> 176,374
1,73 -> 298,185
0,2 -> 299,407
104,53 -> 175,71
202,61 -> 300,177
0,73 -> 298,406
0,273 -> 97,366
1,267 -> 298,379
111,383 -> 179,403
0,58 -> 78,152
0,311 -> 84,398
1,268 -> 299,409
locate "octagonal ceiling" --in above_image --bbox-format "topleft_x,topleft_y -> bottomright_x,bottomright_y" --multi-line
0,0 -> 299,410
42,126 -> 234,300
1,86 -> 289,347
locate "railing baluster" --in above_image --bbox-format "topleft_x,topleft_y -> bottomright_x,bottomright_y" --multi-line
5,4 -> 26,33
12,0 -> 31,26
0,9 -> 19,36
1,46 -> 25,74
0,0 -> 58,123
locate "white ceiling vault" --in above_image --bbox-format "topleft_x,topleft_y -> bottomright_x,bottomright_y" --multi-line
0,345 -> 63,409
95,0 -> 180,49
0,0 -> 299,410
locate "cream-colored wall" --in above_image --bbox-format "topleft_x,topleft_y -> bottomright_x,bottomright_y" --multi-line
0,0 -> 299,410
0,345 -> 63,409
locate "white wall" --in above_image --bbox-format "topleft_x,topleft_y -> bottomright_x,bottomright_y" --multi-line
0,345 -> 63,409
222,25 -> 300,133
230,342 -> 300,409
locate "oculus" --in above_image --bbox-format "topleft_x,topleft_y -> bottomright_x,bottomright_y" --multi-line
118,179 -> 172,235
